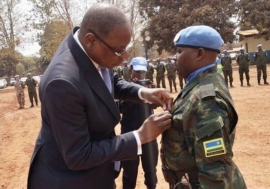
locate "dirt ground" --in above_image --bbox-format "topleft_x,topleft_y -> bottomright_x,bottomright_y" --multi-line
1,64 -> 270,189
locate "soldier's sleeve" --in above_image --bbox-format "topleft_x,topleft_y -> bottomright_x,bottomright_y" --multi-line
246,54 -> 250,61
190,80 -> 236,188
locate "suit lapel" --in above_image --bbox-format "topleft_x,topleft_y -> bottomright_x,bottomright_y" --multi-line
67,27 -> 120,121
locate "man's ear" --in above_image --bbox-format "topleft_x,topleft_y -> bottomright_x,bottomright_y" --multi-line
196,48 -> 206,60
85,33 -> 96,48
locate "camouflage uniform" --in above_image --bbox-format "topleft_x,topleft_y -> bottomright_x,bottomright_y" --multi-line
178,73 -> 185,90
221,55 -> 233,87
236,53 -> 250,86
116,66 -> 123,78
25,78 -> 38,106
166,61 -> 177,92
122,65 -> 131,81
161,66 -> 246,189
146,63 -> 155,82
14,80 -> 25,108
155,62 -> 166,88
254,50 -> 268,84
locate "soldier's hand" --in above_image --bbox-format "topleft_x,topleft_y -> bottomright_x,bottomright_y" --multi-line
137,111 -> 171,144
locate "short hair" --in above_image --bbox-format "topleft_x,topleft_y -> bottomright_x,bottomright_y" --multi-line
81,3 -> 129,38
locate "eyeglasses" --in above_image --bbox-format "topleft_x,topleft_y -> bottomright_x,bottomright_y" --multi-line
88,29 -> 129,57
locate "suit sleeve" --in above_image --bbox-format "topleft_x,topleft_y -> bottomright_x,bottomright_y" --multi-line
43,79 -> 138,171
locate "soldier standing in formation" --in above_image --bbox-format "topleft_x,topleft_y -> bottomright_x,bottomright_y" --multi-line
178,72 -> 185,90
25,73 -> 38,107
254,44 -> 269,85
146,59 -> 155,82
122,61 -> 131,81
165,58 -> 177,93
155,58 -> 166,88
221,49 -> 233,87
161,25 -> 247,189
14,75 -> 25,109
236,48 -> 251,87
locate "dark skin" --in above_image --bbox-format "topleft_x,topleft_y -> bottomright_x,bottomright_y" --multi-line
176,47 -> 218,79
77,4 -> 172,144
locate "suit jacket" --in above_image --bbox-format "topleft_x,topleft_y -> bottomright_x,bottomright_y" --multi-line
27,27 -> 142,189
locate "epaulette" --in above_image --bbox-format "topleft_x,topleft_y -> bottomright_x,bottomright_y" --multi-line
199,78 -> 215,99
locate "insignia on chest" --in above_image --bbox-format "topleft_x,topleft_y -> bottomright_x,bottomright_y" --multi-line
203,138 -> 226,157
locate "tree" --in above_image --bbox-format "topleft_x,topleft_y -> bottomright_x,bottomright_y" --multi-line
37,19 -> 70,72
237,0 -> 270,40
139,0 -> 237,54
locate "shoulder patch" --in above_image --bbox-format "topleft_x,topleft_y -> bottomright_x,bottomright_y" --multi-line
199,78 -> 215,99
203,138 -> 226,157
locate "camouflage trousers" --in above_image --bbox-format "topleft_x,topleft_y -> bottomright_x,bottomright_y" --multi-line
257,64 -> 267,80
222,69 -> 233,85
28,90 -> 38,105
17,91 -> 25,107
178,76 -> 185,89
156,76 -> 166,88
239,67 -> 250,81
167,75 -> 177,92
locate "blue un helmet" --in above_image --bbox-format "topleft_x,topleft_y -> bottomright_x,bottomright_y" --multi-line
173,25 -> 224,53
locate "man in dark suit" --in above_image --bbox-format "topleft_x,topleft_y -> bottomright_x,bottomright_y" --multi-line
27,3 -> 172,189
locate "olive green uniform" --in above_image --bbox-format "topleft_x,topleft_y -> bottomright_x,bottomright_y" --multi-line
221,55 -> 233,87
161,66 -> 246,189
155,62 -> 166,88
166,62 -> 177,92
146,63 -> 155,82
254,50 -> 268,84
122,66 -> 131,81
236,53 -> 250,86
25,78 -> 38,106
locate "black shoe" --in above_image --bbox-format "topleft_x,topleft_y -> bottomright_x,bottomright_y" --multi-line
264,81 -> 269,85
30,104 -> 34,108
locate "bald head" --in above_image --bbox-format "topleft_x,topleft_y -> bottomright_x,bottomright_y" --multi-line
80,3 -> 130,38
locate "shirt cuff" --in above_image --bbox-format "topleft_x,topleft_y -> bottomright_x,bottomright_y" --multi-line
133,131 -> 142,155
138,88 -> 152,104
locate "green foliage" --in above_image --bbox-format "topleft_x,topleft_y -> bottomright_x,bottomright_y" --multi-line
0,48 -> 23,77
16,62 -> 25,75
238,0 -> 270,40
139,0 -> 237,54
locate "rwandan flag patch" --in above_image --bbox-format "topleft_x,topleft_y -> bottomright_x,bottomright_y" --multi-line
203,138 -> 226,157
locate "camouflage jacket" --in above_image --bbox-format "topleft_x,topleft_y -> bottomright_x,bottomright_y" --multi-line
254,50 -> 267,66
221,56 -> 232,71
122,66 -> 131,81
14,80 -> 25,93
166,62 -> 176,77
146,64 -> 154,80
155,63 -> 165,77
161,67 -> 246,188
236,53 -> 250,69
25,78 -> 37,91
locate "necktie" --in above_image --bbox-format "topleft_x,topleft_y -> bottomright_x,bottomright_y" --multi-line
100,68 -> 112,93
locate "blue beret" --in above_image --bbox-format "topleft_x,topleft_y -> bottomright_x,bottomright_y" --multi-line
174,25 -> 224,53
130,57 -> 147,71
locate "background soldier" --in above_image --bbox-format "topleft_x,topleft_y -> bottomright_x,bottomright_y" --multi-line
122,61 -> 131,81
161,25 -> 247,189
236,48 -> 251,86
14,75 -> 25,109
155,58 -> 166,88
177,72 -> 185,90
254,44 -> 269,85
25,73 -> 38,107
221,49 -> 233,87
116,66 -> 123,78
146,59 -> 155,82
166,58 -> 177,93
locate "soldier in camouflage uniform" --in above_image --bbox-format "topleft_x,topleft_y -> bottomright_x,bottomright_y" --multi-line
25,73 -> 38,108
254,44 -> 269,85
166,58 -> 177,93
122,61 -> 131,81
221,49 -> 233,87
146,60 -> 155,82
116,66 -> 123,78
14,75 -> 25,109
236,48 -> 251,86
161,25 -> 246,189
155,58 -> 166,88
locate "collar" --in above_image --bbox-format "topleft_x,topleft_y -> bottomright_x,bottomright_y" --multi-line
186,63 -> 215,84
